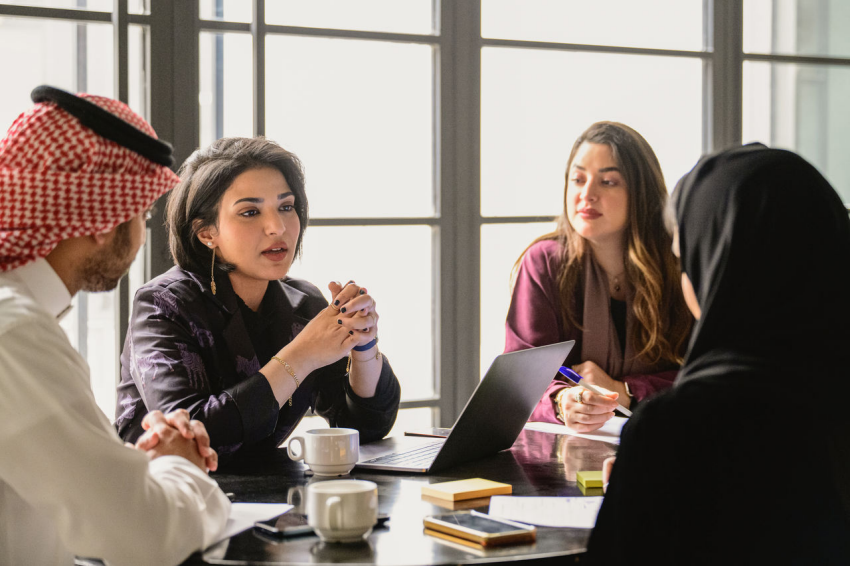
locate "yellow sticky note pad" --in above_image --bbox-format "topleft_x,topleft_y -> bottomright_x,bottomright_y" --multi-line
576,471 -> 603,488
421,478 -> 512,501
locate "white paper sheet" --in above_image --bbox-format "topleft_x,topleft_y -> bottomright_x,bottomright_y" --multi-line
488,496 -> 604,529
524,416 -> 627,445
210,502 -> 294,546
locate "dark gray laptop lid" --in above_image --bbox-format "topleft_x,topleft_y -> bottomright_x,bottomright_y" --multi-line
429,340 -> 574,472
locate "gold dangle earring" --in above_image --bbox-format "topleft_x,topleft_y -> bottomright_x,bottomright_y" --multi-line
208,242 -> 217,295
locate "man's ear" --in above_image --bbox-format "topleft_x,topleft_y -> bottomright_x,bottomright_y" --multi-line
91,226 -> 117,246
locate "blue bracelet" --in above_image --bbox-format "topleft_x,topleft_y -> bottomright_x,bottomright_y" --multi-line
353,337 -> 378,352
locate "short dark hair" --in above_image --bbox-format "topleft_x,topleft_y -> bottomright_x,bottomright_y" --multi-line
165,137 -> 309,276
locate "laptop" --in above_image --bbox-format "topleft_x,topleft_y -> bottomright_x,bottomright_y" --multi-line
356,340 -> 575,473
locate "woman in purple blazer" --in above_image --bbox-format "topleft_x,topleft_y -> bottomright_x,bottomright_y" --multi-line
505,122 -> 692,432
115,137 -> 400,461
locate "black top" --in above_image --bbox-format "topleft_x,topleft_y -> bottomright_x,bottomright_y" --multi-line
588,144 -> 850,564
610,298 -> 626,357
236,294 -> 276,367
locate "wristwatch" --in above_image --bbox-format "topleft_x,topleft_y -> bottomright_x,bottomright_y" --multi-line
554,388 -> 570,423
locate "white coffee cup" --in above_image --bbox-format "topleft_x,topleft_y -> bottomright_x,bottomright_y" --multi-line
287,428 -> 359,476
307,479 -> 378,543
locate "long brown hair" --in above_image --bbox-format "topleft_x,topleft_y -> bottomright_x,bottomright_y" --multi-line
514,121 -> 692,365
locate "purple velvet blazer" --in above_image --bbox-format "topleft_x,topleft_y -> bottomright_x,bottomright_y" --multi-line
115,266 -> 400,461
505,240 -> 680,424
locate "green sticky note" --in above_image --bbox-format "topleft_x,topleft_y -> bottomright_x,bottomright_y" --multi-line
576,471 -> 603,488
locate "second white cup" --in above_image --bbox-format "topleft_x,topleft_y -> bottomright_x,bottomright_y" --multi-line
307,479 -> 378,543
287,428 -> 359,476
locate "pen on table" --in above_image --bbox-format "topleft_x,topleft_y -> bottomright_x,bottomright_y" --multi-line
558,366 -> 632,417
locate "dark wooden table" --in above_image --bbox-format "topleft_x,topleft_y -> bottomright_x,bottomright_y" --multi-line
190,429 -> 617,565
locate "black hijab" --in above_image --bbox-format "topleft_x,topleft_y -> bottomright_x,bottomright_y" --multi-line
588,144 -> 850,564
673,143 -> 850,385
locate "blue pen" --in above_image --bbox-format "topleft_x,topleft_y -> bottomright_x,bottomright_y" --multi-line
558,366 -> 632,417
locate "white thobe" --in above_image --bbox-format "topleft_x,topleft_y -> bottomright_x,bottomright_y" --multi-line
0,258 -> 230,566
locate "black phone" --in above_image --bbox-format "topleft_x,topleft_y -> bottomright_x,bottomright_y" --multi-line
254,513 -> 390,539
423,512 -> 536,546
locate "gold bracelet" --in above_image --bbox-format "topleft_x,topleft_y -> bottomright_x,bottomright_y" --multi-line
271,356 -> 299,406
346,348 -> 381,373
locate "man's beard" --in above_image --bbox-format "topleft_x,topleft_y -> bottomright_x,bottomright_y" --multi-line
78,222 -> 134,292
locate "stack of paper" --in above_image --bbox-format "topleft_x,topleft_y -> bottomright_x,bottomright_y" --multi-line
488,496 -> 604,529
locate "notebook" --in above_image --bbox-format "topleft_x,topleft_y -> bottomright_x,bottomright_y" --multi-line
356,340 -> 575,473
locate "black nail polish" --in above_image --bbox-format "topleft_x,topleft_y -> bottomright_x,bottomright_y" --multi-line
338,319 -> 342,324
341,307 -> 347,313
334,300 -> 339,306
359,289 -> 365,295
349,330 -> 354,335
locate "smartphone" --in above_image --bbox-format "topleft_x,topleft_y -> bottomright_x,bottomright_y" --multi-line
423,511 -> 536,546
254,513 -> 390,539
254,512 -> 311,539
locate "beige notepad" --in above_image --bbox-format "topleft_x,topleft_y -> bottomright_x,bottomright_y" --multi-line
421,494 -> 494,510
421,478 -> 512,501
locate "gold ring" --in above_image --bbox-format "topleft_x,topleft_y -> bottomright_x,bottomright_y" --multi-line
574,389 -> 584,404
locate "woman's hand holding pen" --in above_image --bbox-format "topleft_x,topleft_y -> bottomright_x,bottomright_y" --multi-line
557,362 -> 622,433
572,361 -> 632,409
558,384 -> 619,433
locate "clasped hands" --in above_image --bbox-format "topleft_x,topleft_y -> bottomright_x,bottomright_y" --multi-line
128,409 -> 218,473
557,361 -> 628,433
286,280 -> 380,374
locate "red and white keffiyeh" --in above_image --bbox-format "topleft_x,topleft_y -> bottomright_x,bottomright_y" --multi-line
0,93 -> 179,272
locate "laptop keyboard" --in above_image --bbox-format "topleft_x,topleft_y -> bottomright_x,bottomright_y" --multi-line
361,441 -> 443,467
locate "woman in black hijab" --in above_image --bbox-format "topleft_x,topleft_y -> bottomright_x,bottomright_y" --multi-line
587,144 -> 850,564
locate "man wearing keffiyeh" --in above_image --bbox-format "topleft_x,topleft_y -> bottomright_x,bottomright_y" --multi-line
0,87 -> 230,566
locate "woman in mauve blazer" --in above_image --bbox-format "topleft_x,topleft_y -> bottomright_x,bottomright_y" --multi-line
115,137 -> 400,461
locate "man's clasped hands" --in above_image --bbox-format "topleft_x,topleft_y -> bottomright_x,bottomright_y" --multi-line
127,409 -> 218,472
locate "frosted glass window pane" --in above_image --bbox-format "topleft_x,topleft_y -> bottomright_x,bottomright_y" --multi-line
744,0 -> 850,58
199,32 -> 254,148
3,0 -> 112,10
265,36 -> 434,218
129,0 -> 148,15
480,222 -> 556,377
287,226 -> 434,401
265,0 -> 434,35
87,290 -> 118,415
744,61 -> 850,203
481,48 -> 703,217
128,25 -> 148,119
0,17 -> 113,131
199,0 -> 252,22
482,0 -> 704,51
